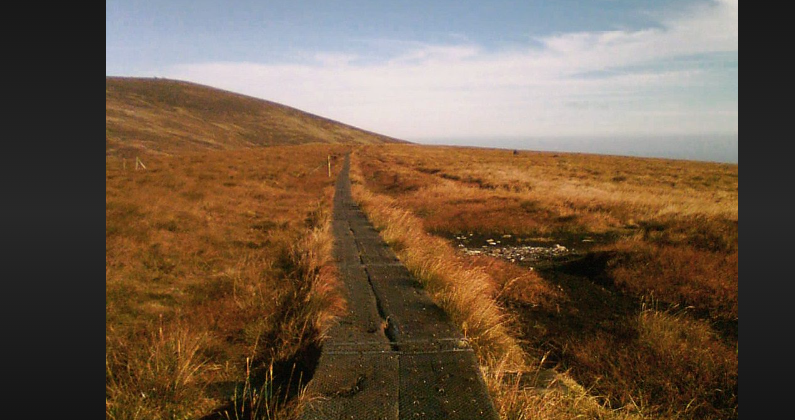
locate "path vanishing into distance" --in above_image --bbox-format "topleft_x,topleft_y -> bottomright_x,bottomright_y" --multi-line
301,155 -> 499,420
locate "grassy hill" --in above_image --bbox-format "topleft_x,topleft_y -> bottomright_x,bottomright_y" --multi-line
106,77 -> 405,156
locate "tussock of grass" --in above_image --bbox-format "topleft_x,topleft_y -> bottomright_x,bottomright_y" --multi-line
566,303 -> 738,419
223,357 -> 319,420
485,363 -> 640,420
106,323 -> 213,419
636,305 -> 738,413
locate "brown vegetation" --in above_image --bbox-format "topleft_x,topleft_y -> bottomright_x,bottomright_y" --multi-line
106,145 -> 348,419
106,77 -> 404,158
350,144 -> 738,419
105,89 -> 737,418
350,161 -> 639,420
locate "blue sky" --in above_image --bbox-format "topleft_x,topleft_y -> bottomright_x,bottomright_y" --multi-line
107,0 -> 738,157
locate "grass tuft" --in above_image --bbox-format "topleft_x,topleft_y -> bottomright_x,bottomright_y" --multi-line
106,322 -> 213,419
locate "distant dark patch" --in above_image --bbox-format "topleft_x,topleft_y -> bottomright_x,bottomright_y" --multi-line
252,220 -> 279,233
555,215 -> 578,223
416,167 -> 441,174
155,219 -> 181,232
553,251 -> 617,287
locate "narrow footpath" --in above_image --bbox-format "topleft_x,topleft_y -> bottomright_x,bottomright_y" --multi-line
301,155 -> 499,420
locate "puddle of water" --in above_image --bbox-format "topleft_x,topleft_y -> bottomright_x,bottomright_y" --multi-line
437,230 -> 622,266
460,243 -> 571,264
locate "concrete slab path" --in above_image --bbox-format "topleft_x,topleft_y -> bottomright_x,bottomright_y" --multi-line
300,155 -> 499,420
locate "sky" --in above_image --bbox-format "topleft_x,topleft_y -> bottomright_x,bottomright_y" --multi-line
107,0 -> 738,162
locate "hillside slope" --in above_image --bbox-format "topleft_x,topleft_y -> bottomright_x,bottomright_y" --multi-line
106,77 -> 405,156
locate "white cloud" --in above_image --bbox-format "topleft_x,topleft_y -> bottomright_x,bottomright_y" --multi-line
312,53 -> 359,67
164,0 -> 738,139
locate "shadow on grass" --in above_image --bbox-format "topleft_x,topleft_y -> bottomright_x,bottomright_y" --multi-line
510,251 -> 640,367
504,249 -> 737,418
200,341 -> 322,420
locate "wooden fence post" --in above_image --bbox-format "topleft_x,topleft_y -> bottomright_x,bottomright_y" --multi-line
328,155 -> 331,177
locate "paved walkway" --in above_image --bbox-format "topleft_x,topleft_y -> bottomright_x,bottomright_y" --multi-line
301,155 -> 499,420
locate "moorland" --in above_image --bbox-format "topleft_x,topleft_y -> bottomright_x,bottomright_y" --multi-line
106,77 -> 738,419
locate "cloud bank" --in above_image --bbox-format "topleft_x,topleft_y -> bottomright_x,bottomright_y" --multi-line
164,0 -> 738,140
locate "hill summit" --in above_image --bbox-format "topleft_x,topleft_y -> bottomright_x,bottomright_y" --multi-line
106,77 -> 405,156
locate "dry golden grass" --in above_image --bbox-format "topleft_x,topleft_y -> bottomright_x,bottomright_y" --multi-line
350,159 -> 642,420
606,239 -> 738,320
350,181 -> 525,367
355,144 -> 736,233
354,144 -> 737,318
106,77 -> 404,158
106,144 -> 348,419
106,136 -> 737,418
350,144 -> 738,419
105,77 -> 410,418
